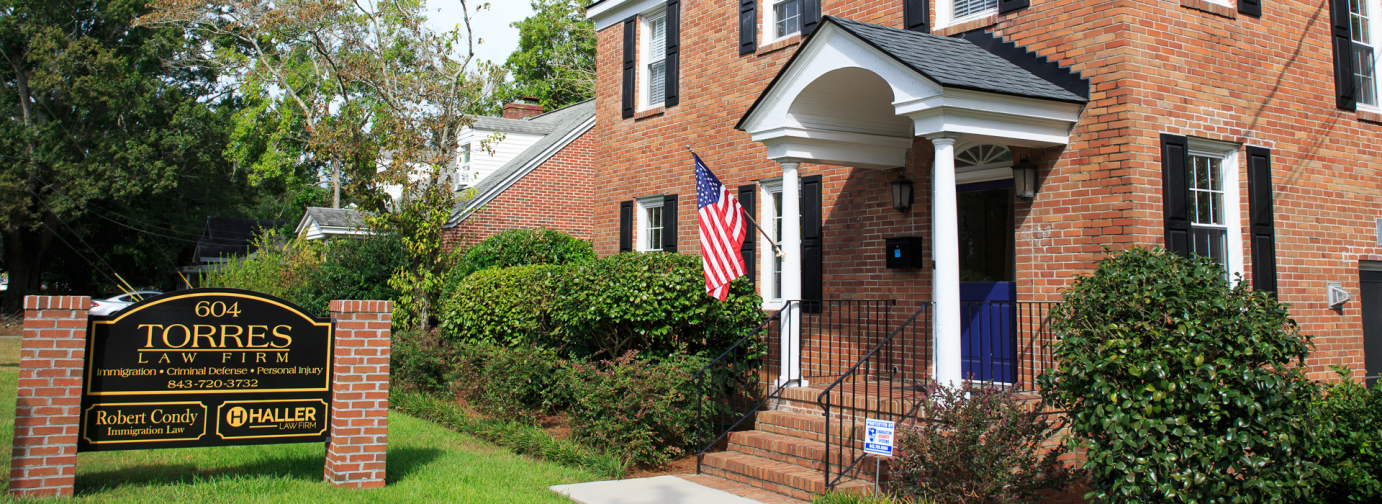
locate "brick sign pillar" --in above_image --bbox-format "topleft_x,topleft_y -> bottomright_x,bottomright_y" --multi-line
323,300 -> 392,488
10,296 -> 90,498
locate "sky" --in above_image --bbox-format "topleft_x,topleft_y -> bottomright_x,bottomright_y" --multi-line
422,0 -> 536,67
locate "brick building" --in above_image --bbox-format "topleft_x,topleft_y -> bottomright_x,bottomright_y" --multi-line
582,0 -> 1382,495
442,100 -> 596,248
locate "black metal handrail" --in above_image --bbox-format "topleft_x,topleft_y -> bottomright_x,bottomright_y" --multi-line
692,302 -> 790,473
815,303 -> 932,490
958,301 -> 1058,392
800,299 -> 897,381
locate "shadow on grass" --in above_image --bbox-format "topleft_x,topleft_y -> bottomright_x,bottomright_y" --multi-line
73,447 -> 444,495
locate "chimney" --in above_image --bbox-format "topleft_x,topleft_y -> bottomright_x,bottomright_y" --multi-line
502,97 -> 544,120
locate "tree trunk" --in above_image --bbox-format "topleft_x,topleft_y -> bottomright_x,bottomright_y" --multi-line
1,225 -> 49,316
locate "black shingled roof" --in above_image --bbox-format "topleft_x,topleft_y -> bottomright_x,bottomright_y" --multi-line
738,17 -> 1087,130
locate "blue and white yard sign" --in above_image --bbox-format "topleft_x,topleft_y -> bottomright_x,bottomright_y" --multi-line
864,418 -> 895,457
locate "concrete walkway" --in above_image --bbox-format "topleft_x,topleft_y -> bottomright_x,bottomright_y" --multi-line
551,475 -> 766,504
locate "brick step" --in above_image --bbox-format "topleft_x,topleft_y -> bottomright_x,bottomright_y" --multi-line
701,451 -> 874,500
727,431 -> 897,480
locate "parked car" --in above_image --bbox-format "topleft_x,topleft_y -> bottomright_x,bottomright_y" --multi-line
89,291 -> 163,316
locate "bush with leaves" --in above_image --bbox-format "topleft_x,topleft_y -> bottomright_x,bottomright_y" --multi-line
391,328 -> 463,395
891,383 -> 1075,504
204,232 -> 404,317
563,352 -> 706,466
552,252 -> 761,359
1038,247 -> 1320,502
436,264 -> 563,347
1307,366 -> 1382,502
451,342 -> 571,423
447,227 -> 594,284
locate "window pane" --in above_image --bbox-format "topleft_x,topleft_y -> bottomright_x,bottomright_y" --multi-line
772,191 -> 783,299
1196,191 -> 1212,225
650,61 -> 666,104
954,0 -> 998,19
775,0 -> 801,38
1354,0 -> 1371,44
648,206 -> 663,251
1357,44 -> 1378,106
650,16 -> 666,58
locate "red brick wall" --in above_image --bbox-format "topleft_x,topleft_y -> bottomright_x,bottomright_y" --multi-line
443,127 -> 596,250
324,300 -> 392,489
10,296 -> 89,498
589,0 -> 1382,379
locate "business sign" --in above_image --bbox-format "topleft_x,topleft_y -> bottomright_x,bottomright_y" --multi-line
864,418 -> 895,457
79,289 -> 333,452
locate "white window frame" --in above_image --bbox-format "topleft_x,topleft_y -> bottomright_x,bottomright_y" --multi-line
1353,0 -> 1381,109
639,8 -> 668,111
456,143 -> 472,190
935,0 -> 998,31
762,0 -> 804,44
636,195 -> 665,252
759,179 -> 785,309
1187,138 -> 1245,285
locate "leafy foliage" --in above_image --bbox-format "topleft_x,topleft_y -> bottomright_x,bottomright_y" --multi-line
450,227 -> 595,282
892,383 -> 1076,504
1307,366 -> 1382,502
484,0 -> 596,114
551,252 -> 762,359
451,342 -> 570,423
563,352 -> 705,466
1038,247 -> 1319,503
437,264 -> 562,348
202,232 -> 404,317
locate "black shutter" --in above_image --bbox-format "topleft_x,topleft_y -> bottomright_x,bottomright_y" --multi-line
739,185 -> 757,284
801,175 -> 823,312
998,0 -> 1028,15
1238,0 -> 1261,17
904,0 -> 929,33
802,0 -> 821,36
619,201 -> 634,252
1160,134 -> 1191,259
662,194 -> 679,253
739,0 -> 756,55
1331,0 -> 1357,111
622,18 -> 637,119
664,0 -> 680,107
1247,147 -> 1277,294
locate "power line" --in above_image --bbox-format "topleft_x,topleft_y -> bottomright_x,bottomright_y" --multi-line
29,189 -> 142,294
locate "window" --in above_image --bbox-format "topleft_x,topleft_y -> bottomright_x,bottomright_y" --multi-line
1189,154 -> 1229,271
1185,140 -> 1245,283
760,179 -> 786,303
643,11 -> 668,108
637,196 -> 665,251
1353,0 -> 1379,106
457,144 -> 472,189
951,0 -> 997,20
772,190 -> 784,299
773,0 -> 802,39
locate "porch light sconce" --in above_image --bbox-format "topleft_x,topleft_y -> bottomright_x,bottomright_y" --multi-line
1014,156 -> 1038,200
891,174 -> 914,213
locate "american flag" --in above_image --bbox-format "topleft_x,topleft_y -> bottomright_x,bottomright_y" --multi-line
695,154 -> 747,301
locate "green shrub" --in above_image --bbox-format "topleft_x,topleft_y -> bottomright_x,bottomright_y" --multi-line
450,227 -> 595,281
552,252 -> 762,359
891,383 -> 1075,504
436,264 -> 563,347
1308,366 -> 1382,502
204,232 -> 404,317
813,493 -> 923,504
564,352 -> 706,466
451,342 -> 570,422
391,329 -> 462,395
1038,247 -> 1320,502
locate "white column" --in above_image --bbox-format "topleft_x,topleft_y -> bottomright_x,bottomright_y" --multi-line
928,135 -> 962,387
778,161 -> 804,387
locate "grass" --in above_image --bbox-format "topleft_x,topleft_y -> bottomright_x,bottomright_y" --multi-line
0,337 -> 595,502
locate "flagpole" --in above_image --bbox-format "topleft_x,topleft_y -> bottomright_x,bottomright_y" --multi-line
687,147 -> 785,258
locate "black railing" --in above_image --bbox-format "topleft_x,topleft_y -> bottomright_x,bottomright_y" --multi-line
692,302 -> 789,473
958,301 -> 1058,391
816,303 -> 932,490
800,299 -> 897,381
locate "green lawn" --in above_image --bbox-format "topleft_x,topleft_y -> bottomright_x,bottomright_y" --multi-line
0,337 -> 593,502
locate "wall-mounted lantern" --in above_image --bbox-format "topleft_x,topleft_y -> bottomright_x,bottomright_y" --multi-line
1014,156 -> 1038,200
891,174 -> 914,213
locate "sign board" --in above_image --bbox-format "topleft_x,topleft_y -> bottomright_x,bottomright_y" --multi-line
864,418 -> 895,457
79,289 -> 333,451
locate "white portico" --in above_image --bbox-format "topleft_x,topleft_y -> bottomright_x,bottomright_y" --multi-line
736,17 -> 1086,387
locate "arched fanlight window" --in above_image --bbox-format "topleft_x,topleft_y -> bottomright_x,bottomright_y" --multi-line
954,144 -> 1013,170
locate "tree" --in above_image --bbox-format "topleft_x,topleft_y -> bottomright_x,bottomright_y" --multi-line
486,0 -> 595,114
138,0 -> 503,329
0,0 -> 251,313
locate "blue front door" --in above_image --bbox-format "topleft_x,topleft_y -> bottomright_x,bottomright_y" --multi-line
956,181 -> 1017,383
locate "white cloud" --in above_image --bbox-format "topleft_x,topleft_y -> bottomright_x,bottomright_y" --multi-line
423,0 -> 536,67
